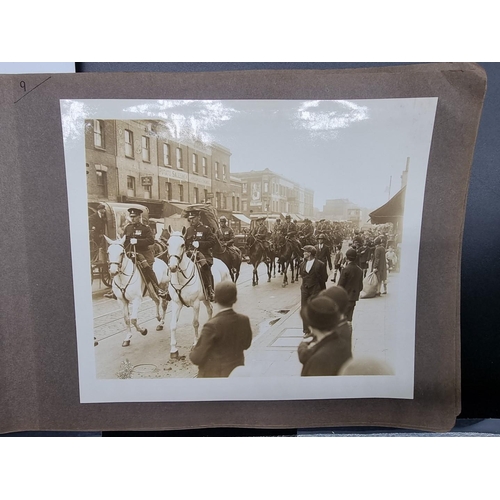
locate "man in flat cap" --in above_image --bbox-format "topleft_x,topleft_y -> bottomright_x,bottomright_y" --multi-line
189,281 -> 253,378
185,209 -> 216,301
124,207 -> 166,298
299,244 -> 328,335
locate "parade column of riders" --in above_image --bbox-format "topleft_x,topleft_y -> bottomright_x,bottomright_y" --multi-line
93,205 -> 394,302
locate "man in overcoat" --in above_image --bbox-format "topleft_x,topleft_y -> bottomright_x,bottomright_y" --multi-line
189,281 -> 253,377
315,233 -> 333,274
338,247 -> 364,322
299,245 -> 328,334
372,236 -> 388,295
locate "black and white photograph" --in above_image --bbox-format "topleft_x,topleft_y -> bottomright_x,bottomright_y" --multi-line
61,97 -> 437,403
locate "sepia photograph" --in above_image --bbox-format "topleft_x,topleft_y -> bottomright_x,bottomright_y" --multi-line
61,97 -> 437,403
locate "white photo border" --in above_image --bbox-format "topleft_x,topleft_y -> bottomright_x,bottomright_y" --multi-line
60,98 -> 438,403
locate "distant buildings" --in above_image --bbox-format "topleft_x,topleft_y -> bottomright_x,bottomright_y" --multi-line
232,168 -> 314,217
85,119 -> 242,218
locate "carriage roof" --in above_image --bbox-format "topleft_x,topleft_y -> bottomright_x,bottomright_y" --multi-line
88,201 -> 149,239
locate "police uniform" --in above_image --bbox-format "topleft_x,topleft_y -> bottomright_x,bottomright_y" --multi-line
124,214 -> 155,265
300,220 -> 315,244
185,211 -> 216,300
124,207 -> 166,298
218,224 -> 235,246
185,219 -> 216,265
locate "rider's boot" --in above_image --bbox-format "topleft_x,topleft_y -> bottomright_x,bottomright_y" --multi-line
201,264 -> 215,302
143,265 -> 168,299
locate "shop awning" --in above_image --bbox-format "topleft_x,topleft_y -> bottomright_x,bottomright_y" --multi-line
369,186 -> 406,224
232,213 -> 251,225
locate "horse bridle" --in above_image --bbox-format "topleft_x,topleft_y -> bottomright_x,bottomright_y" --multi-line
108,244 -> 137,298
168,239 -> 199,307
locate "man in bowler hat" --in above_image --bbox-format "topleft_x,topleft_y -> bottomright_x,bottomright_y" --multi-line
297,295 -> 352,376
299,245 -> 328,334
190,281 -> 253,378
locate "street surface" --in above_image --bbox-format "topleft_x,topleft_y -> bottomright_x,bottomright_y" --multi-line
93,261 -> 304,379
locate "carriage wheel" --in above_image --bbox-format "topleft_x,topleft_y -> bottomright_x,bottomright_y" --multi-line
101,267 -> 112,288
89,240 -> 99,263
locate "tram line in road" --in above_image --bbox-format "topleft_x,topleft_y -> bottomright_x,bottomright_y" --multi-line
93,263 -> 287,343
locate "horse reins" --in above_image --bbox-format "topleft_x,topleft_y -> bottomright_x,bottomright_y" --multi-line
108,244 -> 138,300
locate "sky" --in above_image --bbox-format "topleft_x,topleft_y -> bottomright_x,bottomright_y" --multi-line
123,98 -> 438,212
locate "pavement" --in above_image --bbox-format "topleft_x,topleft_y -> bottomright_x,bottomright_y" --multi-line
232,270 -> 400,377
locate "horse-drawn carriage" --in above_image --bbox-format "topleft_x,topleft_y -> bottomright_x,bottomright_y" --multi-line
88,201 -> 150,287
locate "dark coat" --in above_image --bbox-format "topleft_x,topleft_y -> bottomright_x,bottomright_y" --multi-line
300,258 -> 328,292
124,221 -> 155,265
338,261 -> 364,302
298,332 -> 352,376
189,309 -> 253,378
373,245 -> 387,282
88,212 -> 107,244
186,222 -> 216,264
315,243 -> 332,270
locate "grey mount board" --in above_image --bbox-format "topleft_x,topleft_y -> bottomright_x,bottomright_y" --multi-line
0,63 -> 486,432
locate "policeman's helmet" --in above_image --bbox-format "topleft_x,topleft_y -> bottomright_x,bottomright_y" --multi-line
219,216 -> 227,222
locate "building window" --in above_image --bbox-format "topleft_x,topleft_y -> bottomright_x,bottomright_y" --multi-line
194,187 -> 199,204
166,182 -> 172,201
242,201 -> 247,212
202,157 -> 207,176
127,176 -> 136,197
242,183 -> 247,194
96,170 -> 107,197
204,189 -> 208,203
144,183 -> 152,199
125,129 -> 134,158
94,120 -> 104,149
215,162 -> 220,180
216,192 -> 220,209
222,195 -> 227,210
237,197 -> 240,211
176,147 -> 183,169
179,184 -> 184,202
192,153 -> 198,173
232,196 -> 235,211
142,136 -> 150,162
163,144 -> 171,166
223,164 -> 227,181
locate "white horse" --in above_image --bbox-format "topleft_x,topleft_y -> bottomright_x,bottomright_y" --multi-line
165,227 -> 231,358
105,235 -> 170,347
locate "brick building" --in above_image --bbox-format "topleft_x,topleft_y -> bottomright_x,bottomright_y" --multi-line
85,119 -> 242,219
232,168 -> 314,217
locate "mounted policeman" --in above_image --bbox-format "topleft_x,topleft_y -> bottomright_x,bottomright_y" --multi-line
185,209 -> 216,301
214,215 -> 243,282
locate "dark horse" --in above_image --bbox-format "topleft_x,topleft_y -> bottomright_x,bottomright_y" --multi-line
246,234 -> 272,286
212,238 -> 242,283
275,234 -> 302,287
